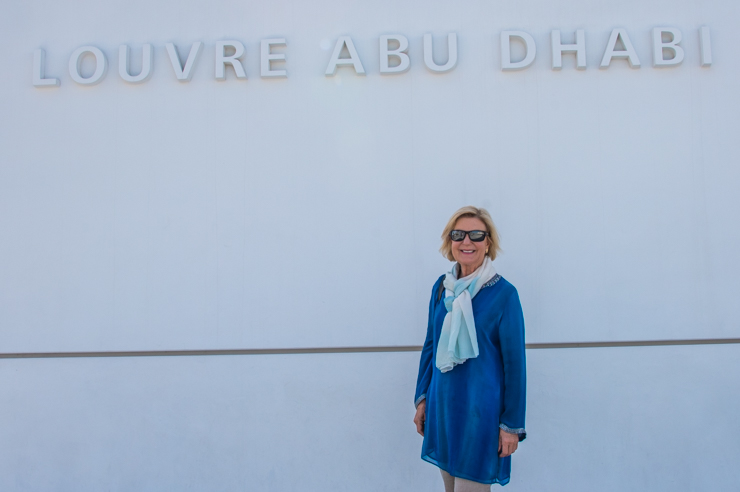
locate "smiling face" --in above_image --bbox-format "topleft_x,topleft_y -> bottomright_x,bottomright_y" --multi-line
450,216 -> 489,277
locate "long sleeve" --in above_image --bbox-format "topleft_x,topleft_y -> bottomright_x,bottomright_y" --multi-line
414,277 -> 442,407
498,288 -> 527,441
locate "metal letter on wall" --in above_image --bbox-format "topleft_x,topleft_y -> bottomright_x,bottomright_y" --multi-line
501,31 -> 537,71
551,30 -> 586,70
652,28 -> 684,67
119,44 -> 153,83
700,26 -> 713,67
600,28 -> 641,68
423,33 -> 458,73
68,46 -> 107,85
325,36 -> 366,76
379,34 -> 410,74
260,38 -> 287,78
166,42 -> 203,82
215,41 -> 247,80
33,48 -> 60,87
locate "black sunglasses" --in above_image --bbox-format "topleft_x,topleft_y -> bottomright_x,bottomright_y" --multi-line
449,230 -> 488,242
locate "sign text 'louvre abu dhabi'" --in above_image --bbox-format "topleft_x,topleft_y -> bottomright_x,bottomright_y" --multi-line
33,27 -> 713,87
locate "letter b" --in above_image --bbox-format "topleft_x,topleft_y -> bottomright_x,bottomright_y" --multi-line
652,27 -> 684,67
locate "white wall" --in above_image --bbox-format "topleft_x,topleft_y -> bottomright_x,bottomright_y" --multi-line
1,0 -> 739,489
2,0 -> 739,351
1,345 -> 739,491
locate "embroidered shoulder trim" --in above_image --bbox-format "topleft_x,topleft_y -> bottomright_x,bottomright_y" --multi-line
414,394 -> 426,408
482,274 -> 502,289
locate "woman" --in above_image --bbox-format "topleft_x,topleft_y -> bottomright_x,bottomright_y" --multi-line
413,206 -> 526,491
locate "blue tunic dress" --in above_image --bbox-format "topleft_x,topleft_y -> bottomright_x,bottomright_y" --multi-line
414,274 -> 527,485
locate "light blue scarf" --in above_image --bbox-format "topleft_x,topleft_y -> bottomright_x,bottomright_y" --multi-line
436,257 -> 496,373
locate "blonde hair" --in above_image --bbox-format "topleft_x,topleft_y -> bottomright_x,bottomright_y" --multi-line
440,206 -> 501,262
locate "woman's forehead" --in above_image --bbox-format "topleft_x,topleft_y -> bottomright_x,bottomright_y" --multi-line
454,216 -> 486,229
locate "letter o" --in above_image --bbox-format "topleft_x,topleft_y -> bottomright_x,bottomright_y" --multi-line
69,46 -> 107,85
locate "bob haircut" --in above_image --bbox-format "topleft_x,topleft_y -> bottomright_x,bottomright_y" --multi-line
440,206 -> 502,262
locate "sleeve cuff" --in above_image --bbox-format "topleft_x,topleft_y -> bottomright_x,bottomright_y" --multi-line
499,423 -> 527,442
414,394 -> 426,408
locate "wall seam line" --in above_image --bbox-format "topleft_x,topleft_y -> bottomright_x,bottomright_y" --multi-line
1,338 -> 739,359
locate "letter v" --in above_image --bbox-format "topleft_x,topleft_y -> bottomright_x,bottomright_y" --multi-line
166,42 -> 203,82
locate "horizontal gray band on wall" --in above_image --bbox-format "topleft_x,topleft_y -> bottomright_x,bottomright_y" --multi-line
1,338 -> 739,360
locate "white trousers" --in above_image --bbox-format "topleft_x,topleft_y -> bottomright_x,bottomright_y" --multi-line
440,469 -> 492,492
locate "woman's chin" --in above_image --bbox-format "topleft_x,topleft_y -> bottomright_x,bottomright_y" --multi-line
456,256 -> 483,270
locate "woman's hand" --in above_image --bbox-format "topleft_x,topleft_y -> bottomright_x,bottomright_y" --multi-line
413,400 -> 426,436
498,429 -> 519,457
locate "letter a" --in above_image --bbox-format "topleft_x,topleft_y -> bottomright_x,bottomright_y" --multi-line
600,29 -> 641,68
325,36 -> 366,76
